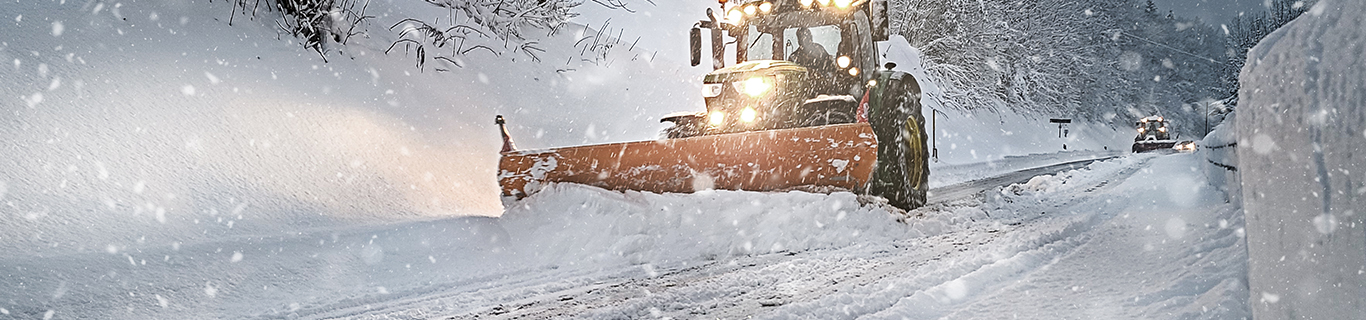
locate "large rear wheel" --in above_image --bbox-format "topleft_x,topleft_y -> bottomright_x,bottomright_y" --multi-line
867,72 -> 929,211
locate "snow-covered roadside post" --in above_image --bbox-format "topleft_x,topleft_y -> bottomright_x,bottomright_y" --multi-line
1236,1 -> 1366,318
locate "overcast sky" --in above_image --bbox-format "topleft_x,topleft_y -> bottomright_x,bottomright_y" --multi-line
1150,0 -> 1275,25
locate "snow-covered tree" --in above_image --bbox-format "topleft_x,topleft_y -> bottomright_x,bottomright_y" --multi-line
1223,0 -> 1317,105
891,0 -> 1228,137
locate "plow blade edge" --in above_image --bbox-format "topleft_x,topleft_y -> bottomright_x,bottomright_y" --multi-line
499,123 -> 879,201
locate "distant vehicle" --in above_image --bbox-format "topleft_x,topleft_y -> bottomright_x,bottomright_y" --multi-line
1131,115 -> 1181,153
1172,140 -> 1197,152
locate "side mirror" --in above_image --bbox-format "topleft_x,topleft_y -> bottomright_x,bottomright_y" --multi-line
870,0 -> 890,41
690,27 -> 702,67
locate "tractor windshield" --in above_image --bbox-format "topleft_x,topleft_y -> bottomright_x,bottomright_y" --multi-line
744,24 -> 841,64
744,22 -> 852,96
728,9 -> 874,96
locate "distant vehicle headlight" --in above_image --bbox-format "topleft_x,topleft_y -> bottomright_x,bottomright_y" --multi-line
702,83 -> 724,98
1174,142 -> 1197,151
740,107 -> 757,122
709,111 -> 726,126
834,0 -> 852,9
837,56 -> 851,69
847,67 -> 860,77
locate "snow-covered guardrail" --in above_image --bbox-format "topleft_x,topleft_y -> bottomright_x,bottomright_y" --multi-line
1200,112 -> 1239,203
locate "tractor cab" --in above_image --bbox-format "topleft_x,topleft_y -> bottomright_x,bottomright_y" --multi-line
663,0 -> 890,138
1135,115 -> 1172,141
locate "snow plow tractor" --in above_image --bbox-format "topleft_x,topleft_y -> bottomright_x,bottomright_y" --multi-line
497,0 -> 929,211
1131,116 -> 1179,153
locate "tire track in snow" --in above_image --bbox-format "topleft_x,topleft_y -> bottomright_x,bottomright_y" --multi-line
565,157 -> 1149,319
334,156 -> 1152,319
773,155 -> 1153,319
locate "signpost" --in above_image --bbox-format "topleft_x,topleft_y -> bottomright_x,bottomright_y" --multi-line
931,108 -> 949,162
1050,118 -> 1071,138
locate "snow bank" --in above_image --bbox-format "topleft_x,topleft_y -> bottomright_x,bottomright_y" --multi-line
1236,0 -> 1366,318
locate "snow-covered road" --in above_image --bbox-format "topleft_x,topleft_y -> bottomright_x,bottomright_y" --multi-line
1,151 -> 1246,319
385,152 -> 1247,320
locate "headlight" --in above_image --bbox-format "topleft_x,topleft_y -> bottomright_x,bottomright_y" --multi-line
702,83 -> 723,98
1158,127 -> 1166,132
798,0 -> 814,7
732,76 -> 773,97
709,111 -> 726,126
1138,127 -> 1146,133
847,67 -> 860,77
833,0 -> 852,9
727,9 -> 743,23
743,4 -> 756,16
837,56 -> 851,69
740,107 -> 757,122
759,2 -> 772,13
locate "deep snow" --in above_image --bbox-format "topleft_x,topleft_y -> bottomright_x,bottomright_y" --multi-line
1,0 -> 1257,319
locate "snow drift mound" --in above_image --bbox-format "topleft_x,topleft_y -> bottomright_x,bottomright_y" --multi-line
498,184 -> 910,266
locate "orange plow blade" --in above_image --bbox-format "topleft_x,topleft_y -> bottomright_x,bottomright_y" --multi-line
498,123 -> 879,201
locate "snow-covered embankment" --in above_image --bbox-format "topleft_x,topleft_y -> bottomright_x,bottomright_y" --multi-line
1236,0 -> 1366,317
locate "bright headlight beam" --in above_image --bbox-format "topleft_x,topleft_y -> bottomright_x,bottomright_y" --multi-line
740,107 -> 757,122
743,5 -> 756,16
759,2 -> 772,13
709,111 -> 726,126
833,0 -> 852,8
735,77 -> 771,97
847,67 -> 859,77
837,56 -> 851,69
798,0 -> 814,7
727,9 -> 743,23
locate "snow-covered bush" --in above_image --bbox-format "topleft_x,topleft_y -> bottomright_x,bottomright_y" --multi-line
385,0 -> 580,70
225,0 -> 375,60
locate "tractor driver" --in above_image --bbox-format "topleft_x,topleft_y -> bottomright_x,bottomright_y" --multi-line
789,27 -> 841,95
789,27 -> 836,73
